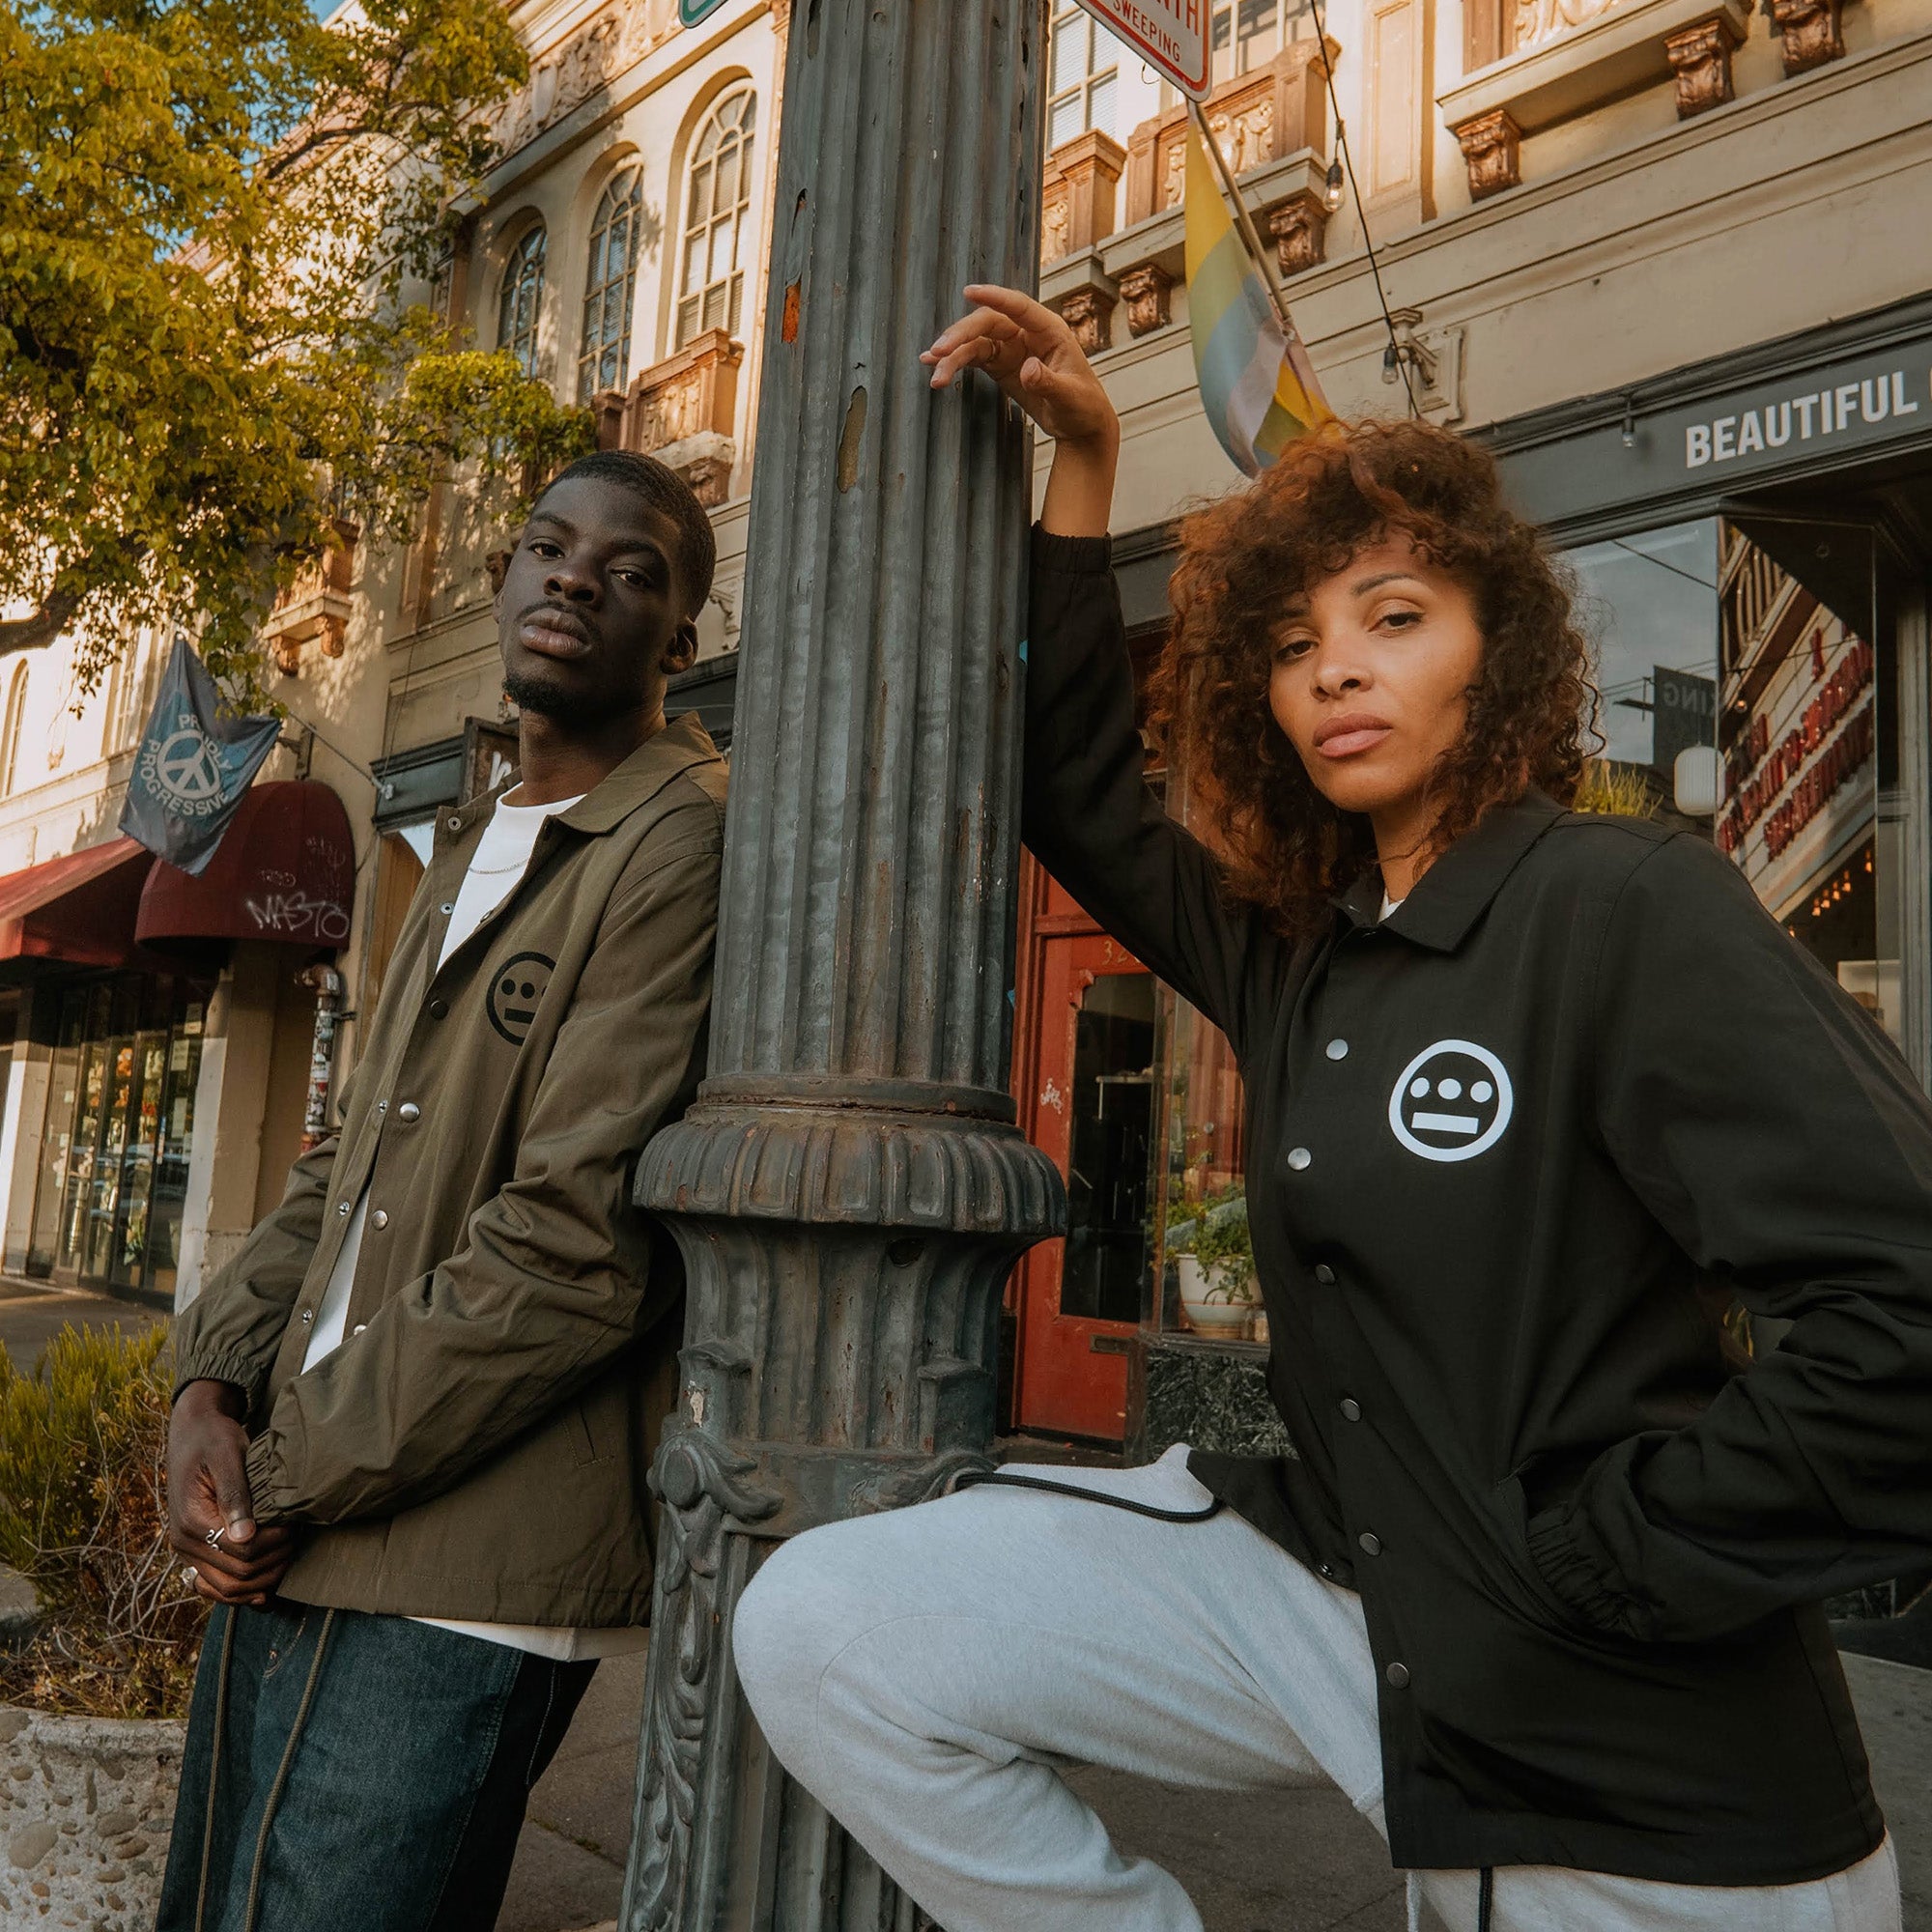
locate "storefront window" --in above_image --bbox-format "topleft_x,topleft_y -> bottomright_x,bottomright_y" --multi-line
1565,515 -> 1892,1045
29,974 -> 209,1296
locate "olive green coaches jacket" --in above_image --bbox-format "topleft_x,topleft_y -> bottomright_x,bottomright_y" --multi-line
172,716 -> 727,1630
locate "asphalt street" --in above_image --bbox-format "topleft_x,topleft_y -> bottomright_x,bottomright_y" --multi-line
0,1275 -> 167,1370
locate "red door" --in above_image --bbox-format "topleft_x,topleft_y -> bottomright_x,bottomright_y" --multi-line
1011,927 -> 1156,1441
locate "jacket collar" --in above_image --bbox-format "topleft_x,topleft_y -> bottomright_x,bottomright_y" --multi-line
1334,789 -> 1564,953
445,711 -> 722,841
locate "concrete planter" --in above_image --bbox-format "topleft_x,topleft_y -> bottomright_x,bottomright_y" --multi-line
0,1703 -> 185,1927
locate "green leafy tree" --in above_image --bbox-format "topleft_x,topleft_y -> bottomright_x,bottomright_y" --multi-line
0,0 -> 594,686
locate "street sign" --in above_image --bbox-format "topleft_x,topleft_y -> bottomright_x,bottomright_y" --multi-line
1072,0 -> 1210,99
679,0 -> 727,25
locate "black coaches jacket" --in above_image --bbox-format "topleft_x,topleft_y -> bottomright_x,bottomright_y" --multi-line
1024,526 -> 1932,1885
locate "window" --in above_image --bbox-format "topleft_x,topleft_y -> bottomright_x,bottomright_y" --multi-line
676,88 -> 757,351
0,667 -> 27,795
102,639 -> 144,753
1048,5 -> 1120,149
578,168 -> 645,402
1211,0 -> 1301,83
497,226 -> 548,377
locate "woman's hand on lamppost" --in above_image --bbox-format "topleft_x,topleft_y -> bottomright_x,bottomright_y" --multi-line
924,283 -> 1119,538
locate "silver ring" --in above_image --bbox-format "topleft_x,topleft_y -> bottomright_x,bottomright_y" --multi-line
205,1525 -> 225,1548
183,1566 -> 198,1589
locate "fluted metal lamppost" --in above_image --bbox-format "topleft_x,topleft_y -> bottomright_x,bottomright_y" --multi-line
617,4 -> 1062,1927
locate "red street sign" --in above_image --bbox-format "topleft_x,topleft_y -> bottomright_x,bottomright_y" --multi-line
1071,0 -> 1210,99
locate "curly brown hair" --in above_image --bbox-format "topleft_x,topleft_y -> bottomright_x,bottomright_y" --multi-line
1151,416 -> 1597,937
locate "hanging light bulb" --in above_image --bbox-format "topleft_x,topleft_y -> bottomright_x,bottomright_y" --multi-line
1323,157 -> 1345,213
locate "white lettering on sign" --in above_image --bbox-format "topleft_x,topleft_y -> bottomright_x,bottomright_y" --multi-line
1072,0 -> 1210,99
1685,368 -> 1922,469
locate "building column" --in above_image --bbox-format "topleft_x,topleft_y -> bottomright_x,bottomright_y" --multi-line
0,987 -> 47,1275
617,3 -> 1063,1928
173,949 -> 279,1307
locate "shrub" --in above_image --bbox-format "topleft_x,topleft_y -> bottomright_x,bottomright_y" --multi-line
0,1325 -> 202,1719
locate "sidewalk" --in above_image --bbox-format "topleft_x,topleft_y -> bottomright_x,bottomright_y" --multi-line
503,1646 -> 1932,1931
0,1275 -> 167,1368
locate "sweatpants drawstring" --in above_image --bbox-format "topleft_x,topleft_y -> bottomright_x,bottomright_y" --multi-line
192,1605 -> 240,1932
242,1607 -> 337,1932
1478,1865 -> 1495,1932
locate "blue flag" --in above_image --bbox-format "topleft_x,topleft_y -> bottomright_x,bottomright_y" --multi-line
118,639 -> 282,876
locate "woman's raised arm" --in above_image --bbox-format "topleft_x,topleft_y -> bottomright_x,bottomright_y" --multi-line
928,287 -> 1265,1046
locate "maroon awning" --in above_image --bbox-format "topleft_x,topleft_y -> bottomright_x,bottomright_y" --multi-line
0,838 -> 155,968
136,781 -> 355,951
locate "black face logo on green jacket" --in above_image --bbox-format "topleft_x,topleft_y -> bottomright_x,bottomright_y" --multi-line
489,952 -> 555,1044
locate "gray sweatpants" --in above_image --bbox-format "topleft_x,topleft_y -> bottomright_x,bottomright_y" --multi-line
732,1444 -> 1901,1932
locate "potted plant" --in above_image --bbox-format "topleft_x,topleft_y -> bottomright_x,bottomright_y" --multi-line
0,1325 -> 196,1927
1167,1187 -> 1258,1338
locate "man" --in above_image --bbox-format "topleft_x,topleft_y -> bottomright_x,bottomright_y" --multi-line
157,450 -> 727,1931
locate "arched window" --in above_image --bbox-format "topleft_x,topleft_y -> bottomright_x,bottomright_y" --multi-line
578,169 -> 645,402
0,668 -> 28,796
676,89 -> 756,351
497,225 -> 548,377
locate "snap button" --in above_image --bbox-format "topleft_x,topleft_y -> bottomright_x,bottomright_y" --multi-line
440,902 -> 454,916
428,998 -> 448,1020
398,1102 -> 421,1123
299,1309 -> 314,1324
376,1099 -> 387,1114
1358,1531 -> 1382,1557
1319,1564 -> 1335,1579
1385,1662 -> 1410,1690
1287,1147 -> 1312,1172
1325,1038 -> 1349,1060
447,815 -> 462,833
1339,1397 -> 1362,1422
1314,1264 -> 1336,1285
352,1323 -> 367,1336
337,1202 -> 350,1217
370,1208 -> 389,1231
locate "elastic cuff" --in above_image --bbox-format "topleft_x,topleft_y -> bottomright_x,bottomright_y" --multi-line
1525,1510 -> 1638,1636
242,1433 -> 292,1527
1031,524 -> 1114,574
172,1350 -> 267,1412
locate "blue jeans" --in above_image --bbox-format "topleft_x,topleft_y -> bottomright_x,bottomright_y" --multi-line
156,1602 -> 596,1932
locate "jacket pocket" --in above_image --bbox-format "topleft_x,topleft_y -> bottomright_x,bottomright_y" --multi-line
567,1397 -> 602,1467
1492,1470 -> 1613,1638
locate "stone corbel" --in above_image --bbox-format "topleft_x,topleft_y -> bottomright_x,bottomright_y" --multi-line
1055,287 -> 1117,355
1664,14 -> 1740,114
1770,0 -> 1844,71
1452,108 -> 1521,199
1264,190 -> 1329,277
1117,264 -> 1175,339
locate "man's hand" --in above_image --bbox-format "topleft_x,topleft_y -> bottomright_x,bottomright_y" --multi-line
167,1379 -> 298,1607
923,283 -> 1119,538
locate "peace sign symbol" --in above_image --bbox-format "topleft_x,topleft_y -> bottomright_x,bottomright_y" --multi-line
154,729 -> 222,805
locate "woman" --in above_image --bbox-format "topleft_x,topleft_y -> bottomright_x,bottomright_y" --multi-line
732,287 -> 1926,1931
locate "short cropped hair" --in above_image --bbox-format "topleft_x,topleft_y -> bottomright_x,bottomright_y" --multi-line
536,450 -> 718,618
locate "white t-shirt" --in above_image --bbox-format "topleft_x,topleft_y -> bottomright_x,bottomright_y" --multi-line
301,787 -> 647,1661
1381,892 -> 1406,922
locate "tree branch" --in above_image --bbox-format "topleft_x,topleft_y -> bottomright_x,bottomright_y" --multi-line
0,590 -> 80,658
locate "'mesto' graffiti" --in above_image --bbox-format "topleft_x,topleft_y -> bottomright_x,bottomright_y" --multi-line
246,889 -> 351,945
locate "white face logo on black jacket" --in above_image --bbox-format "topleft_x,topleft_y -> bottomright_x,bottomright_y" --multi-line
1389,1040 -> 1514,1162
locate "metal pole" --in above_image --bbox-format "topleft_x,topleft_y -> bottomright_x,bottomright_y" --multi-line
618,4 -> 1064,1928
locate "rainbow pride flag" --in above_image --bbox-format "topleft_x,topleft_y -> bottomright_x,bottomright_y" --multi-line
1185,120 -> 1332,474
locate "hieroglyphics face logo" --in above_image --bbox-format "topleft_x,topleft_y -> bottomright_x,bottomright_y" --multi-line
1387,1040 -> 1514,1163
488,952 -> 555,1045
